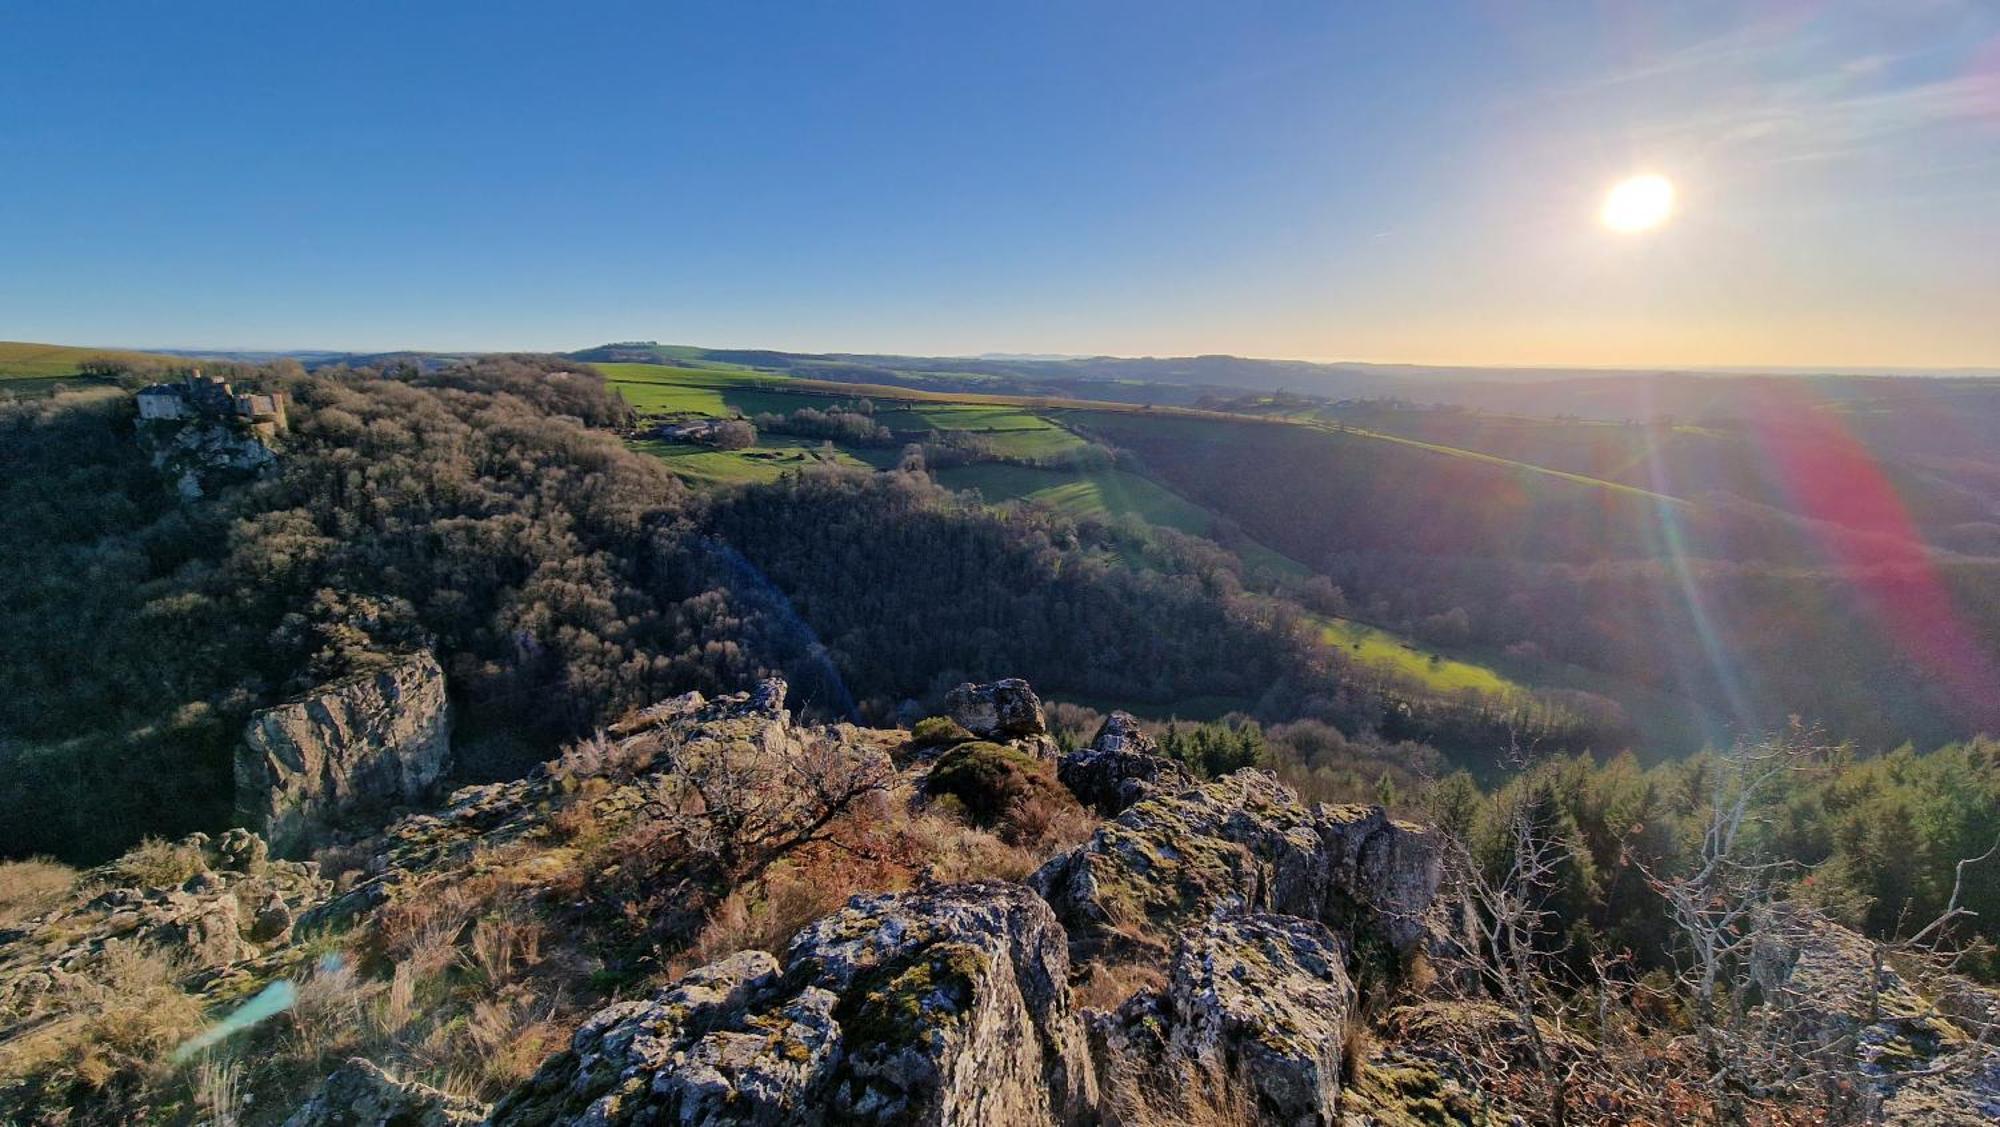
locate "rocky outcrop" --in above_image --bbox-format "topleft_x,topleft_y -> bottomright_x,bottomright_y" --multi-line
138,414 -> 279,499
945,678 -> 1047,741
1057,712 -> 1192,815
282,1057 -> 484,1127
1093,913 -> 1357,1126
237,651 -> 453,856
0,830 -> 328,1013
1031,771 -> 1440,967
1751,909 -> 2000,1122
491,881 -> 1097,1126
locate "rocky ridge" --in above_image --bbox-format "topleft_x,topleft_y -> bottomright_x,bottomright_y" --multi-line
137,412 -> 280,500
9,677 -> 1997,1125
467,685 -> 1443,1125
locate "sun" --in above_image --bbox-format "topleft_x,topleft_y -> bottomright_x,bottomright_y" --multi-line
1600,174 -> 1675,233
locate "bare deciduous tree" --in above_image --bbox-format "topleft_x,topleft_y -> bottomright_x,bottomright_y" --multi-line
640,728 -> 894,888
1433,785 -> 1579,1126
1637,735 -> 1817,1123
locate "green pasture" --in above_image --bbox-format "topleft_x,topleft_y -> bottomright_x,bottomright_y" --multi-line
1312,614 -> 1523,698
629,435 -> 882,485
936,464 -> 1210,533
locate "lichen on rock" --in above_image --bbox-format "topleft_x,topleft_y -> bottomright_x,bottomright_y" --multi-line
490,881 -> 1098,1126
944,678 -> 1048,741
1091,912 -> 1358,1126
1031,770 -> 1441,971
1056,711 -> 1193,816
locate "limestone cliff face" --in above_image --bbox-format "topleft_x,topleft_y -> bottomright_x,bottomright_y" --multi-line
138,416 -> 278,499
236,651 -> 452,856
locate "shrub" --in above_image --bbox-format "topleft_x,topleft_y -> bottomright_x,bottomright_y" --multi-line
999,791 -> 1097,854
910,715 -> 975,748
925,741 -> 1068,823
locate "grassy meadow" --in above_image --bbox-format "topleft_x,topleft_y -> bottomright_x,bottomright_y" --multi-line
935,464 -> 1214,534
1312,614 -> 1525,698
0,341 -> 175,395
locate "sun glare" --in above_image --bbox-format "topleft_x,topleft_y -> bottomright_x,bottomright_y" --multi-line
1600,174 -> 1675,233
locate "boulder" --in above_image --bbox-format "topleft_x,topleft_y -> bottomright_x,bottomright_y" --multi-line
1751,908 -> 2000,1120
237,651 -> 453,855
1057,712 -> 1193,815
148,889 -> 252,968
945,678 -> 1047,740
249,891 -> 294,944
282,1057 -> 485,1127
214,827 -> 269,873
1031,771 -> 1440,968
492,881 -> 1097,1126
748,676 -> 790,714
1092,913 -> 1357,1126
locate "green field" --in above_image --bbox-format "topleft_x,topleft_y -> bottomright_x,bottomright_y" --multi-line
876,403 -> 1088,458
1312,614 -> 1523,698
596,361 -> 813,417
0,341 -> 174,393
933,463 -> 1307,577
936,464 -> 1212,533
601,362 -> 1094,458
629,435 -> 888,485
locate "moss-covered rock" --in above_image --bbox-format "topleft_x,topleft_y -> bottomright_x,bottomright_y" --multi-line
925,740 -> 1072,823
1056,711 -> 1193,816
909,715 -> 975,748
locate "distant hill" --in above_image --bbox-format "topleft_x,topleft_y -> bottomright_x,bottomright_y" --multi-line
0,340 -> 176,382
144,347 -> 481,372
567,341 -> 2000,417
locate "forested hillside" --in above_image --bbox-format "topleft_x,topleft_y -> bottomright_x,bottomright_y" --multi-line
1071,407 -> 2000,749
4,358 -> 1599,863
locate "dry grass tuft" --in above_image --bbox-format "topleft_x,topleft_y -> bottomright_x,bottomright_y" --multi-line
283,955 -> 372,1068
1072,959 -> 1168,1012
463,904 -> 549,988
686,861 -> 856,968
0,940 -> 205,1109
0,856 -> 78,927
1341,1022 -> 1376,1086
999,792 -> 1098,856
192,1054 -> 245,1126
114,837 -> 208,889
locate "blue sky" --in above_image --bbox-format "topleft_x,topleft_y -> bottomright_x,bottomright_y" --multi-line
3,1 -> 1995,365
